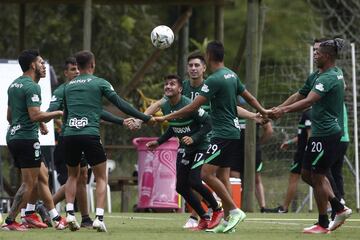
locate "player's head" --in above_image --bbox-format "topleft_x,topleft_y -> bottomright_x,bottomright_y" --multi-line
18,49 -> 46,79
315,38 -> 345,68
74,50 -> 95,71
163,74 -> 182,98
187,52 -> 206,80
205,41 -> 224,64
63,57 -> 79,81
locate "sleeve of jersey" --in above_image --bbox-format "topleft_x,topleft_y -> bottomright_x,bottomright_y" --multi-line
199,76 -> 217,99
25,84 -> 42,108
237,77 -> 246,95
47,89 -> 63,112
311,75 -> 332,97
298,75 -> 312,96
191,111 -> 211,145
157,127 -> 175,145
101,80 -> 151,122
100,110 -> 124,125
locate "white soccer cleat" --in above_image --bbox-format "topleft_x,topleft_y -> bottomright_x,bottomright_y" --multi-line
183,217 -> 198,229
93,217 -> 107,232
66,214 -> 80,231
328,206 -> 352,231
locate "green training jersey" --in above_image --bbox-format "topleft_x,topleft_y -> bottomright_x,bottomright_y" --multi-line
310,67 -> 344,137
200,67 -> 245,139
6,76 -> 41,141
64,74 -> 149,136
48,83 -> 66,135
182,79 -> 210,112
298,71 -> 320,96
161,95 -> 210,151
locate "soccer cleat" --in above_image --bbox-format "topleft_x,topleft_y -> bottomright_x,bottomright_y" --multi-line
328,206 -> 352,231
54,216 -> 67,230
265,206 -> 288,213
92,217 -> 107,232
190,218 -> 209,231
66,214 -> 80,231
1,221 -> 28,231
205,221 -> 227,233
23,213 -> 48,228
223,209 -> 246,233
303,224 -> 330,234
81,218 -> 94,228
183,217 -> 198,229
207,209 -> 224,229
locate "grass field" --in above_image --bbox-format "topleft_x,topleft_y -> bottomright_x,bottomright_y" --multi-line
1,212 -> 360,240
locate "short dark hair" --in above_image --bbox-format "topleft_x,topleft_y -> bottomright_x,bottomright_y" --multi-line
63,57 -> 77,70
164,74 -> 182,86
319,38 -> 345,59
74,50 -> 94,70
313,37 -> 330,44
206,41 -> 224,62
187,51 -> 205,64
18,49 -> 39,72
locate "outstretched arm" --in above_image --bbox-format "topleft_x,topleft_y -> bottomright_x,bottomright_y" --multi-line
278,92 -> 305,108
241,90 -> 267,115
161,96 -> 207,121
28,106 -> 63,122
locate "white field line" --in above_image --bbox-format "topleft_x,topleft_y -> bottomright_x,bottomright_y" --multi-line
108,215 -> 360,223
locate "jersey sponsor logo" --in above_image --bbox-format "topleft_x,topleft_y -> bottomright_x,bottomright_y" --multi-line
224,73 -> 236,79
50,95 -> 57,102
305,120 -> 311,126
172,126 -> 191,134
10,83 -> 23,88
201,84 -> 209,93
233,118 -> 241,129
198,108 -> 205,117
10,124 -> 21,135
69,78 -> 93,85
31,94 -> 40,102
315,83 -> 324,92
69,117 -> 89,129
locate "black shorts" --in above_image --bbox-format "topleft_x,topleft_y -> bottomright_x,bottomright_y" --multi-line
7,139 -> 42,169
290,151 -> 305,174
303,132 -> 342,174
63,135 -> 106,167
54,136 -> 88,185
203,138 -> 241,168
230,130 -> 262,173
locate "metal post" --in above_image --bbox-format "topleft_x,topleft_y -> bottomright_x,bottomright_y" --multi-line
83,0 -> 92,50
177,6 -> 189,80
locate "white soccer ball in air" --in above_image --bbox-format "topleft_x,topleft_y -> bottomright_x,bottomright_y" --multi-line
150,25 -> 174,49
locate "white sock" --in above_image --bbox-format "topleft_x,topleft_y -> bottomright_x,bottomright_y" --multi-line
96,208 -> 104,216
25,203 -> 36,212
49,208 -> 59,219
21,208 -> 26,217
66,203 -> 74,212
229,208 -> 241,215
223,220 -> 228,226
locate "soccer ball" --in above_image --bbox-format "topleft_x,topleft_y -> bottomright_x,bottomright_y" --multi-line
150,25 -> 174,49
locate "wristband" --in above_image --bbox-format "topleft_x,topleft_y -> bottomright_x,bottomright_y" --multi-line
287,139 -> 294,144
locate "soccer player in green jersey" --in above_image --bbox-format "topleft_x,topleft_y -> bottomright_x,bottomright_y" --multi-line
2,50 -> 64,231
49,57 -> 132,228
270,38 -> 351,234
155,41 -> 268,233
62,50 -> 154,232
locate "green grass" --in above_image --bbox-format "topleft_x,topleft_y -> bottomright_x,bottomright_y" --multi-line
1,212 -> 360,240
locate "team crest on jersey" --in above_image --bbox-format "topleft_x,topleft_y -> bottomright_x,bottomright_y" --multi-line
31,94 -> 40,102
50,95 -> 57,102
69,117 -> 89,129
198,108 -> 205,117
201,84 -> 209,93
315,83 -> 324,92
